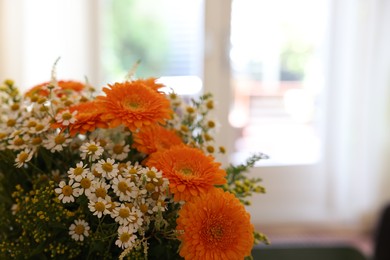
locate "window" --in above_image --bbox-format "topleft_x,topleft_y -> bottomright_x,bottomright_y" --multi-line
229,0 -> 328,166
100,0 -> 204,96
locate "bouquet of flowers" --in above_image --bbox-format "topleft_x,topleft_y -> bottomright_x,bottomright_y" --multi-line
0,67 -> 268,259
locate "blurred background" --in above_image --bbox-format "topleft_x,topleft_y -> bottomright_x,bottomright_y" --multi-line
2,0 -> 390,258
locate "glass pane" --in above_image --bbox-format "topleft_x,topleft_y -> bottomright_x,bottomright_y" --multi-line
230,0 -> 328,165
100,0 -> 204,96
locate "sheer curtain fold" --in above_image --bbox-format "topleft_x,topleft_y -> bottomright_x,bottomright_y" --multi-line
0,0 -> 100,91
325,0 -> 390,228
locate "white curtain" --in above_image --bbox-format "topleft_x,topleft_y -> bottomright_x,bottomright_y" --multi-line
0,0 -> 100,92
325,0 -> 390,228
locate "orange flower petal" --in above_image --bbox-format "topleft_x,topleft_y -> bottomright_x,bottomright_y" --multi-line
146,145 -> 226,201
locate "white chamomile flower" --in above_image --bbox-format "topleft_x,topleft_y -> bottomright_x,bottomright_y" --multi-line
78,172 -> 95,197
115,225 -> 137,249
55,109 -> 77,126
113,204 -> 134,225
8,134 -> 30,150
55,179 -> 81,203
69,219 -> 90,242
88,197 -> 110,218
80,141 -> 104,161
43,132 -> 72,152
128,208 -> 144,230
111,175 -> 138,201
108,140 -> 130,161
89,181 -> 111,200
68,161 -> 89,181
14,148 -> 34,168
96,158 -> 119,179
142,167 -> 163,183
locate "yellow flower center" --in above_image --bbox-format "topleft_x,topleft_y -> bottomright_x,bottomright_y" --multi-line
27,121 -> 37,128
74,224 -> 85,235
32,137 -> 43,145
118,181 -> 128,193
11,103 -> 20,111
146,171 -> 156,179
125,101 -> 139,109
62,185 -> 73,196
153,178 -> 164,186
73,167 -> 84,176
18,152 -> 29,162
88,144 -> 98,152
207,121 -> 215,128
145,183 -> 155,192
118,208 -> 130,218
180,168 -> 193,176
120,233 -> 131,243
95,187 -> 107,198
35,124 -> 45,132
129,168 -> 138,175
95,201 -> 106,212
102,163 -> 113,172
80,178 -> 91,189
54,134 -> 66,145
113,144 -> 124,154
140,204 -> 148,213
206,100 -> 214,109
210,224 -> 224,241
93,169 -> 102,178
151,192 -> 159,201
14,138 -> 25,146
62,112 -> 72,121
98,139 -> 107,147
7,119 -> 16,127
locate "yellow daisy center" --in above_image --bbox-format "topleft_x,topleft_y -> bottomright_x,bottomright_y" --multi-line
120,233 -> 131,243
7,119 -> 16,127
102,163 -> 113,172
27,121 -> 37,128
18,152 -> 29,162
73,167 -> 84,176
62,185 -> 73,196
31,137 -> 42,145
95,187 -> 107,198
14,138 -> 24,146
35,124 -> 45,132
118,182 -> 128,193
140,204 -> 148,213
62,112 -> 72,121
146,171 -> 156,179
113,144 -> 124,154
54,134 -> 66,145
80,178 -> 91,189
74,224 -> 85,235
118,208 -> 130,218
95,201 -> 106,212
88,144 -> 98,152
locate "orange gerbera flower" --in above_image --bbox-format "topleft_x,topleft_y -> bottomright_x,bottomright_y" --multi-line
132,125 -> 183,154
52,101 -> 108,136
145,145 -> 226,201
96,80 -> 172,131
25,80 -> 85,98
176,188 -> 255,260
132,77 -> 165,92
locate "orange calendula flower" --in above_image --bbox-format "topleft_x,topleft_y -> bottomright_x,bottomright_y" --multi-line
52,101 -> 108,136
132,125 -> 183,154
145,145 -> 226,201
97,80 -> 172,131
176,188 -> 255,260
25,80 -> 85,98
